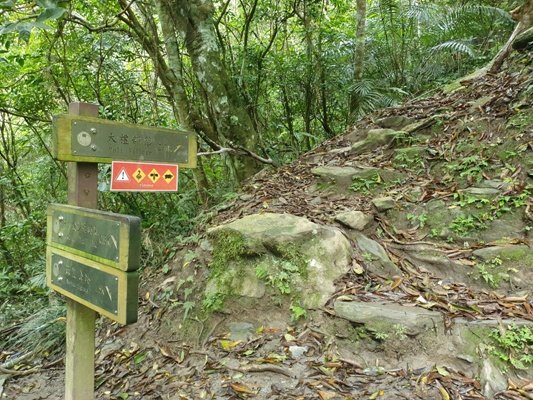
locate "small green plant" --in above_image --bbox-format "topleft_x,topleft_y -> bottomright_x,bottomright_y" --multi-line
202,292 -> 226,312
350,174 -> 383,194
362,252 -> 375,262
489,325 -> 533,369
392,324 -> 408,340
373,330 -> 389,340
476,257 -> 503,288
450,214 -> 486,235
453,193 -> 490,208
393,151 -> 425,172
407,213 -> 428,228
290,303 -> 307,321
446,155 -> 488,182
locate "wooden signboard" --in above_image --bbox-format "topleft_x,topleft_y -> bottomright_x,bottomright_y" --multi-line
47,247 -> 138,325
52,114 -> 197,168
110,161 -> 179,192
47,204 -> 141,272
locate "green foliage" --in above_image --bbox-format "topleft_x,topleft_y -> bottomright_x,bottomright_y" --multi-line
446,155 -> 489,182
1,304 -> 66,357
393,150 -> 425,172
407,213 -> 428,229
290,303 -> 307,321
450,214 -> 486,235
489,325 -> 533,370
350,174 -> 383,194
476,257 -> 503,288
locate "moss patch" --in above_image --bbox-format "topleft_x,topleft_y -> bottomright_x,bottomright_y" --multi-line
204,231 -> 310,313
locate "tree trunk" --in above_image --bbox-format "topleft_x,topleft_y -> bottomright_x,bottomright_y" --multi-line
348,0 -> 367,122
118,0 -> 261,183
488,0 -> 533,73
170,0 -> 261,182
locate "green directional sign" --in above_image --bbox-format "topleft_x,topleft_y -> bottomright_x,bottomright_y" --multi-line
47,204 -> 140,272
52,114 -> 197,167
47,248 -> 138,325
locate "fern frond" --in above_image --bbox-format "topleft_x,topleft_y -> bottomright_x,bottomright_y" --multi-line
431,40 -> 475,57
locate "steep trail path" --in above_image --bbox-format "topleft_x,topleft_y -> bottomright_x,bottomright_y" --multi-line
3,54 -> 533,400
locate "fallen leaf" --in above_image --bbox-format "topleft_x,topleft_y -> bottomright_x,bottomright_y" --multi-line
352,260 -> 364,275
369,389 -> 384,399
436,365 -> 450,377
437,383 -> 450,400
230,382 -> 256,395
318,390 -> 337,400
220,340 -> 242,351
391,276 -> 403,290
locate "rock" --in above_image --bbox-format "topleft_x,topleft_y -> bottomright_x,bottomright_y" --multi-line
376,115 -> 414,130
402,118 -> 435,134
478,179 -> 512,191
328,146 -> 352,155
206,213 -> 351,310
372,197 -> 395,212
480,359 -> 508,397
335,211 -> 373,231
480,210 -> 526,242
312,165 -> 404,192
354,233 -> 401,276
288,345 -> 308,359
351,129 -> 403,155
469,96 -> 492,111
311,166 -> 360,187
472,245 -> 530,261
334,301 -> 442,336
228,322 -> 255,341
458,187 -> 501,198
443,80 -> 465,94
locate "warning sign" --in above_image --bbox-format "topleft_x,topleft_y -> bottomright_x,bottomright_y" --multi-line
116,169 -> 129,182
133,168 -> 145,183
111,162 -> 178,192
148,169 -> 160,183
163,169 -> 175,184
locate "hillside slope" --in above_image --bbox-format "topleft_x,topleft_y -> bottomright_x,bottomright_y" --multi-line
4,53 -> 533,400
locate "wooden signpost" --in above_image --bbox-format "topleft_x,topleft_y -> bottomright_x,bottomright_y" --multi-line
47,102 -> 196,400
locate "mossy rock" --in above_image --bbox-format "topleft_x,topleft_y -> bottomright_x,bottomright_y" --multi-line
205,213 -> 352,315
351,129 -> 406,155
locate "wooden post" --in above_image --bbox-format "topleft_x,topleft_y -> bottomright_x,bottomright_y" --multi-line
65,102 -> 99,400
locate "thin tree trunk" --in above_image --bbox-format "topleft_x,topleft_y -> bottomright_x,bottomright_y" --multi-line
348,0 -> 367,122
302,0 -> 314,150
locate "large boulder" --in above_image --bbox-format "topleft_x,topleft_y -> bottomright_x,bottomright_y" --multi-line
205,213 -> 352,313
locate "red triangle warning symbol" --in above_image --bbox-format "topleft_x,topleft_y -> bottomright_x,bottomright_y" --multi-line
116,168 -> 130,182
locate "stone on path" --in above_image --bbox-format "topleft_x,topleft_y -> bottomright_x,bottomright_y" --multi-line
351,129 -> 404,155
376,115 -> 414,130
335,211 -> 373,231
334,301 -> 442,336
472,245 -> 531,261
372,197 -> 395,212
354,233 -> 401,276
